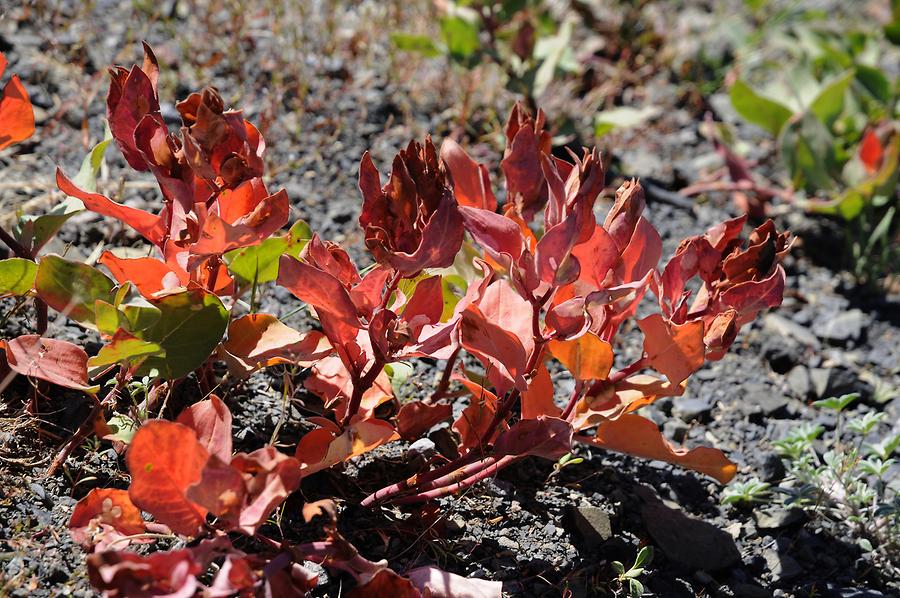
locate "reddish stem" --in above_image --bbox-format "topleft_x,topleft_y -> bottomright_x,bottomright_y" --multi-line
559,380 -> 585,421
426,345 -> 461,404
392,455 -> 519,504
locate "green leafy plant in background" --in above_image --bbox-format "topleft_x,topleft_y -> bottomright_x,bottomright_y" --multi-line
773,394 -> 899,572
727,10 -> 899,285
610,546 -> 653,598
391,0 -> 579,119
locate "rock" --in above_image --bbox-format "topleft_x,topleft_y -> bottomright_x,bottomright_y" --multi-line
744,383 -> 792,418
405,438 -> 435,462
762,335 -> 801,374
566,505 -> 612,547
786,366 -> 812,399
759,454 -> 786,483
763,548 -> 802,583
497,536 -> 519,551
754,508 -> 805,530
664,419 -> 689,443
637,487 -> 740,571
673,397 -> 716,423
734,583 -> 772,598
428,427 -> 459,460
819,309 -> 865,345
810,368 -> 831,399
763,314 -> 820,348
446,516 -> 467,535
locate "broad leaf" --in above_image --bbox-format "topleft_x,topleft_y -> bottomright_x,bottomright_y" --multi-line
35,255 -> 115,326
730,80 -> 793,136
0,258 -> 36,296
582,414 -> 737,483
2,335 -> 96,392
127,420 -> 208,535
548,333 -> 613,381
135,289 -> 229,379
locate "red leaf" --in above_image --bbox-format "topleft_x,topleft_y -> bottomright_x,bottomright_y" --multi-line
571,225 -> 618,288
127,420 -> 208,535
296,418 -> 398,477
603,179 -> 645,252
349,569 -> 421,598
459,206 -> 524,262
638,314 -> 705,385
720,266 -> 785,325
453,377 -> 504,452
176,396 -> 233,462
440,138 -> 497,211
0,58 -> 35,150
476,279 -> 534,357
99,251 -> 188,297
396,401 -> 452,440
582,414 -> 737,483
191,188 -> 289,259
57,169 -> 166,246
616,217 -> 661,283
859,129 -> 883,174
493,416 -> 573,460
407,565 -> 503,598
184,455 -> 246,519
106,63 -> 161,170
2,335 -> 93,392
535,210 -> 582,286
460,304 -> 527,395
69,488 -> 145,550
229,447 -> 301,534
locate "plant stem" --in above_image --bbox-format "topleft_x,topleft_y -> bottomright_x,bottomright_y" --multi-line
47,367 -> 129,476
392,455 -> 519,504
426,345 -> 461,404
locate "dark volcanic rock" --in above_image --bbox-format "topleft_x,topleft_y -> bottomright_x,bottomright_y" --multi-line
638,487 -> 740,571
566,504 -> 612,547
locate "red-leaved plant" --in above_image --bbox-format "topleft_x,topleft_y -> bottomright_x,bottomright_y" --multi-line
0,44 -> 792,596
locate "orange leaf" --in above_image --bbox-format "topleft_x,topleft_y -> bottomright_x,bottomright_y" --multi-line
0,55 -> 35,150
638,314 -> 704,384
582,414 -> 736,483
296,418 -> 398,477
222,313 -> 331,376
69,488 -> 146,548
99,251 -> 188,297
548,333 -> 613,380
521,361 -> 560,419
396,401 -> 452,440
127,421 -> 209,535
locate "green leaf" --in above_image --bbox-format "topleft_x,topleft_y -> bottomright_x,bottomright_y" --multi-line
14,197 -> 84,257
34,255 -> 115,326
595,105 -> 662,138
0,258 -> 37,296
532,18 -> 573,98
440,15 -> 481,63
94,299 -> 125,335
885,21 -> 900,46
813,392 -> 859,412
119,297 -> 162,332
103,413 -> 139,444
854,65 -> 891,105
390,33 -> 442,58
73,125 -> 113,192
730,79 -> 794,136
135,289 -> 229,379
224,219 -> 311,286
89,335 -> 165,368
14,131 -> 111,256
809,71 -> 854,129
634,545 -> 653,569
779,112 -> 838,193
